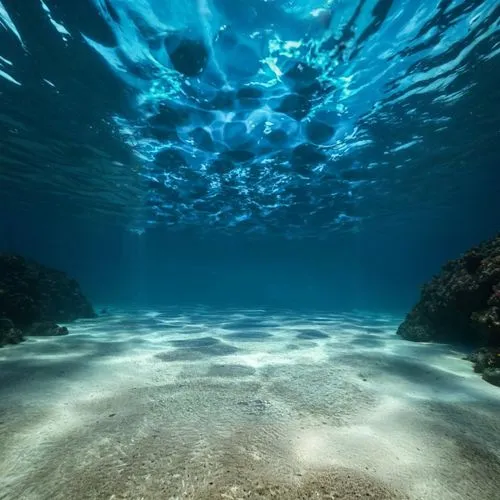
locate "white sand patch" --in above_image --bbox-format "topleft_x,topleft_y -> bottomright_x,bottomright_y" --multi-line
0,308 -> 499,500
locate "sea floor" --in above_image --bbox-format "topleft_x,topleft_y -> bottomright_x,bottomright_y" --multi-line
0,308 -> 499,500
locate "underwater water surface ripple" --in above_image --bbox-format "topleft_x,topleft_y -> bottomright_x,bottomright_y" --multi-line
0,0 -> 499,236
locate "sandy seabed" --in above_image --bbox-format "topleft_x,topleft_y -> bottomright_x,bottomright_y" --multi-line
1,307 -> 499,500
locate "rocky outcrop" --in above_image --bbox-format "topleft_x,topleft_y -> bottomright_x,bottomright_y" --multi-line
397,233 -> 500,386
466,347 -> 500,386
0,254 -> 95,347
27,321 -> 69,337
0,317 -> 23,346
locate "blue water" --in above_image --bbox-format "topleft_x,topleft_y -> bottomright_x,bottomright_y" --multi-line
1,3 -> 500,498
0,0 -> 499,306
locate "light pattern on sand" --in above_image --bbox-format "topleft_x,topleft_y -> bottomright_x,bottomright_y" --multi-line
1,309 -> 499,499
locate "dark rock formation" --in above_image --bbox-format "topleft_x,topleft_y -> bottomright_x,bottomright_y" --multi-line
0,254 -> 95,346
28,321 -> 69,337
466,348 -> 500,386
397,234 -> 500,386
0,317 -> 23,347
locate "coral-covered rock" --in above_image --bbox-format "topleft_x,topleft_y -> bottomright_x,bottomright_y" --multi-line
28,321 -> 69,337
466,347 -> 500,387
397,234 -> 500,385
397,234 -> 500,346
0,317 -> 24,346
0,254 -> 95,346
467,347 -> 500,372
483,367 -> 500,386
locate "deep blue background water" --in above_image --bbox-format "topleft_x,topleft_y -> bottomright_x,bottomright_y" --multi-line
1,0 -> 499,312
